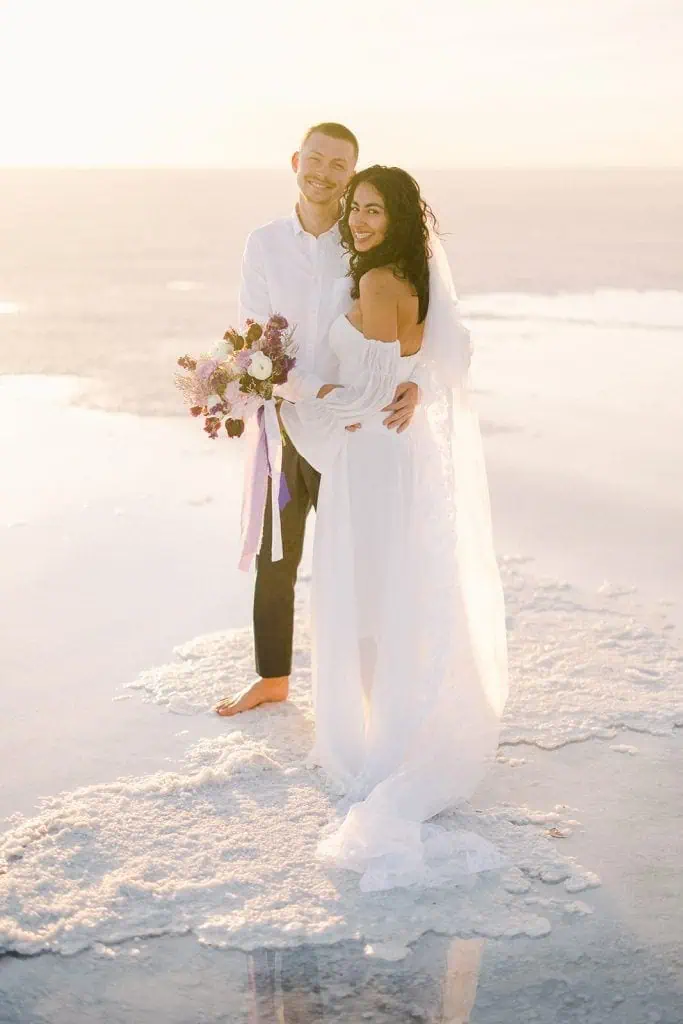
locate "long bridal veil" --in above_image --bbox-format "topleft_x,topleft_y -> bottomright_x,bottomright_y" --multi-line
420,232 -> 508,723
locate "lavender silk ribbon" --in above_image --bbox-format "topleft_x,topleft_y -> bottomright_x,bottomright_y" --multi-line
239,400 -> 290,572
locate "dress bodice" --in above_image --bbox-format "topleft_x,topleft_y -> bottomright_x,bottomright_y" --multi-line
329,314 -> 420,387
280,313 -> 422,466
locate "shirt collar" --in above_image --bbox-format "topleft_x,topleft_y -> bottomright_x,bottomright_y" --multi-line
291,207 -> 341,244
291,208 -> 306,236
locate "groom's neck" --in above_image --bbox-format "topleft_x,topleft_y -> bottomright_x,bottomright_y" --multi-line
295,197 -> 341,238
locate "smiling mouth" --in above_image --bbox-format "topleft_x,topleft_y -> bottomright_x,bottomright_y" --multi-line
308,180 -> 333,193
353,231 -> 373,244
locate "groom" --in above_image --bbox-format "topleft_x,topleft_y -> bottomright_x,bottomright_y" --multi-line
215,122 -> 420,716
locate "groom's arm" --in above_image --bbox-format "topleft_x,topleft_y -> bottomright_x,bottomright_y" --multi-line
239,231 -> 325,404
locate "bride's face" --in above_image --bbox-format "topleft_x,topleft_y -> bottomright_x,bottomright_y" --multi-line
348,182 -> 389,252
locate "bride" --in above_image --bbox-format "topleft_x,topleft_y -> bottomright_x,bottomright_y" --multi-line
280,166 -> 509,892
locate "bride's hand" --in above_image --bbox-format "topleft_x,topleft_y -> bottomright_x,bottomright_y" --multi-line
317,384 -> 342,399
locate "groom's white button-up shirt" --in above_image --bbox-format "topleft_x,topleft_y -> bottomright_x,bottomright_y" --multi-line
239,212 -> 351,403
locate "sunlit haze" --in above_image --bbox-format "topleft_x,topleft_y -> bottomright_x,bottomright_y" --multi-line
1,0 -> 682,167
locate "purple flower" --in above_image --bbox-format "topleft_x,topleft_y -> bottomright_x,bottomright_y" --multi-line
196,358 -> 219,381
234,349 -> 252,372
263,326 -> 281,347
229,391 -> 262,422
222,380 -> 241,407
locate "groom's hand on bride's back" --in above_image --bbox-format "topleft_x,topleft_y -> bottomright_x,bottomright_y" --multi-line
382,381 -> 419,433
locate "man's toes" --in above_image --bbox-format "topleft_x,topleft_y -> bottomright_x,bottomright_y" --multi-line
215,700 -> 237,715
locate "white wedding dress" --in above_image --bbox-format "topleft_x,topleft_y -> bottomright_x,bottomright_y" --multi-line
280,248 -> 508,892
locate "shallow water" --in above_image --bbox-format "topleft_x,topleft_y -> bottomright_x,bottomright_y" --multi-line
2,863 -> 682,1024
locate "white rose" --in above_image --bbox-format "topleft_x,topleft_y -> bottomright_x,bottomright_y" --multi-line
206,393 -> 222,409
212,340 -> 232,360
247,352 -> 273,381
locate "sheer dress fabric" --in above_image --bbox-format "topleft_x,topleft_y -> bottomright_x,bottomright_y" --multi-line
280,245 -> 508,892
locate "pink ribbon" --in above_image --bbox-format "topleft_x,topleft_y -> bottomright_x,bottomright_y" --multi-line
238,399 -> 287,572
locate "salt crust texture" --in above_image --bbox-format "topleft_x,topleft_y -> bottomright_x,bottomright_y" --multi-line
1,561 -> 679,957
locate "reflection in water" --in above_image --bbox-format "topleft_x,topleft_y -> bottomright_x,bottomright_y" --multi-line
246,936 -> 485,1022
3,923 -> 683,1023
248,947 -> 324,1023
440,938 -> 485,1023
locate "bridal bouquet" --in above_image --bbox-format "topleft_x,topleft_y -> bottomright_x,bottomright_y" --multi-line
175,314 -> 296,439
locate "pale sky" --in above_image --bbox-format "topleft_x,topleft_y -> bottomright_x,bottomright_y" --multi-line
1,0 -> 681,167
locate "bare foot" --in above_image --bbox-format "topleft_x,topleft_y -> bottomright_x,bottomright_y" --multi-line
214,677 -> 289,717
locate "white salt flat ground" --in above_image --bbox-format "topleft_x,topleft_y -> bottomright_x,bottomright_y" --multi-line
1,300 -> 682,1018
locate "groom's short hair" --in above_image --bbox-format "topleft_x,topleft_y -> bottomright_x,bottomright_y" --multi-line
302,122 -> 359,160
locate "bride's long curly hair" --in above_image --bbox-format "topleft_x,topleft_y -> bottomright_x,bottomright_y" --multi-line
339,166 -> 438,324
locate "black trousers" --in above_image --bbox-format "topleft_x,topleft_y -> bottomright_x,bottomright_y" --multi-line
253,440 -> 320,678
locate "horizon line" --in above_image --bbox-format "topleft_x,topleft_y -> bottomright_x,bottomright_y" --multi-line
2,163 -> 683,172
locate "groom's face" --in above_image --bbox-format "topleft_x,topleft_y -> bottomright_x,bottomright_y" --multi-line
292,132 -> 356,208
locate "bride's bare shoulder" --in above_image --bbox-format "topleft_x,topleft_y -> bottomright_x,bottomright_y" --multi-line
357,268 -> 401,343
359,265 -> 405,295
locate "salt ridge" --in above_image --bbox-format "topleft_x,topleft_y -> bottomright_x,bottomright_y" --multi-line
500,558 -> 683,749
